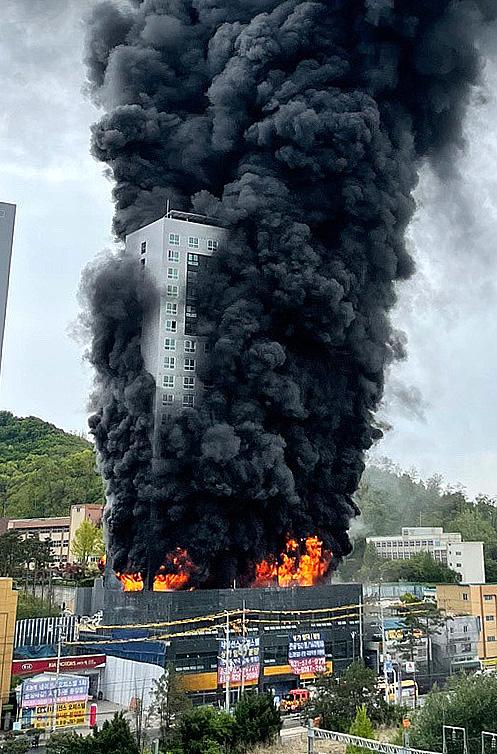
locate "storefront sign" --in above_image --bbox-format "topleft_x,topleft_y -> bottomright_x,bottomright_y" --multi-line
288,632 -> 326,675
12,654 -> 106,677
218,637 -> 260,685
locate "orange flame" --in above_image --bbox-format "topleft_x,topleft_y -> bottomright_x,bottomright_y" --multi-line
254,535 -> 332,588
153,549 -> 194,591
115,548 -> 195,592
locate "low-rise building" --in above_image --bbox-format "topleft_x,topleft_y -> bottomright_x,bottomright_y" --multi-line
0,578 -> 18,720
436,584 -> 497,668
4,504 -> 103,567
431,614 -> 480,675
367,527 -> 485,584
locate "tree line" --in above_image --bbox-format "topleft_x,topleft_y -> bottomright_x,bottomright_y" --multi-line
340,461 -> 497,583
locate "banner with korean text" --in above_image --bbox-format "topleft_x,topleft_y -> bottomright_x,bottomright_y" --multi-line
288,632 -> 326,675
218,637 -> 260,685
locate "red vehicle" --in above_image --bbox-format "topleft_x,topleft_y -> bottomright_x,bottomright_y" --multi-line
280,688 -> 310,713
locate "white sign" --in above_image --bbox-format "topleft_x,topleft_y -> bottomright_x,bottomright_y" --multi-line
405,661 -> 416,673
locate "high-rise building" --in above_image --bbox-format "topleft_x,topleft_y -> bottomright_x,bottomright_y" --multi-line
125,211 -> 228,434
0,578 -> 18,720
366,526 -> 486,584
0,202 -> 16,374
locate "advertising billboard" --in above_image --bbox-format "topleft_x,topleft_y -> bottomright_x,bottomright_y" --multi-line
218,636 -> 260,685
288,631 -> 326,675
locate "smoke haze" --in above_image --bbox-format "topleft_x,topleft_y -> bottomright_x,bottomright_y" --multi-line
82,0 -> 496,587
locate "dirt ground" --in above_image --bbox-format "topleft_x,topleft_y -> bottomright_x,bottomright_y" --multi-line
253,727 -> 398,754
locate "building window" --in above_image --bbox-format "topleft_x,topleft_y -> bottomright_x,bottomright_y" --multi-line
183,395 -> 194,408
167,285 -> 179,297
164,338 -> 176,351
207,239 -> 218,252
165,320 -> 177,333
167,268 -> 179,280
484,595 -> 493,601
162,394 -> 174,406
140,241 -> 147,254
186,305 -> 197,319
140,258 -> 146,268
456,563 -> 462,568
183,376 -> 195,390
169,233 -> 180,245
184,358 -> 195,372
165,302 -> 178,315
488,636 -> 496,642
184,340 -> 196,353
463,625 -> 468,633
462,593 -> 469,601
486,615 -> 495,621
168,249 -> 180,262
188,237 -> 199,249
164,357 -> 176,369
187,253 -> 199,266
163,375 -> 175,388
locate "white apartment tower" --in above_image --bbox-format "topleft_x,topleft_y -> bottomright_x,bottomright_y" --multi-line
125,210 -> 228,430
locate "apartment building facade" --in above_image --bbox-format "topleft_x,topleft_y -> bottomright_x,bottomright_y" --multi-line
4,504 -> 103,566
367,527 -> 485,584
436,584 -> 497,668
0,202 -> 15,373
124,210 -> 228,432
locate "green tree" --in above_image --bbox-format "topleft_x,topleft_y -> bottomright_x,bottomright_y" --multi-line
233,693 -> 281,750
46,731 -> 82,754
311,661 -> 398,732
148,665 -> 191,749
395,552 -> 459,584
91,712 -> 140,754
178,706 -> 235,754
346,705 -> 376,754
71,519 -> 105,566
410,674 -> 497,754
1,737 -> 30,754
452,507 -> 497,545
17,590 -> 60,619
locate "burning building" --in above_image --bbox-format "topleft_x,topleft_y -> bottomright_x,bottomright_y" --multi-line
125,211 -> 228,428
82,1 -> 496,591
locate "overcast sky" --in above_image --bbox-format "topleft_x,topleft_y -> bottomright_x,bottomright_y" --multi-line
1,1 -> 497,499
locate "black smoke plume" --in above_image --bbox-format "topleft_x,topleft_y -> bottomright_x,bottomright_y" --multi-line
83,0 -> 495,588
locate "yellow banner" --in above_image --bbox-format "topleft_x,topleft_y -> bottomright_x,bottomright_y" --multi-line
32,701 -> 86,729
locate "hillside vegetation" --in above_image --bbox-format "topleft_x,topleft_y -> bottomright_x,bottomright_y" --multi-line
0,411 -> 104,519
339,461 -> 497,582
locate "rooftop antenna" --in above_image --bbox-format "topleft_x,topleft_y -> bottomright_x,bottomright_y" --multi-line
166,199 -> 170,217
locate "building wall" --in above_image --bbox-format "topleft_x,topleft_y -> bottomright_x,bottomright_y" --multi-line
431,615 -> 480,674
436,584 -> 497,665
7,517 -> 70,565
0,202 -> 15,374
68,504 -> 103,564
125,212 -> 228,434
447,541 -> 485,584
0,578 -> 18,718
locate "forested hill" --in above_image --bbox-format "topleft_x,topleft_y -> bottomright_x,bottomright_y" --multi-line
341,462 -> 497,582
0,411 -> 90,462
0,411 -> 104,519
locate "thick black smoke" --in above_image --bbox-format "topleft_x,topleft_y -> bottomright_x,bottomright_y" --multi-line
83,0 -> 496,588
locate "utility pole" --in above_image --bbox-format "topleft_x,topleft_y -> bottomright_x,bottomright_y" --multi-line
359,598 -> 364,659
51,625 -> 65,732
225,611 -> 230,713
240,600 -> 247,697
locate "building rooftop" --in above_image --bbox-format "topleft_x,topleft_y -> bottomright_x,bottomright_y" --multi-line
7,517 -> 70,528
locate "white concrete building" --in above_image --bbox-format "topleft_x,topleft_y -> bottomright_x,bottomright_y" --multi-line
0,202 -> 16,374
125,210 -> 228,432
367,527 -> 485,584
